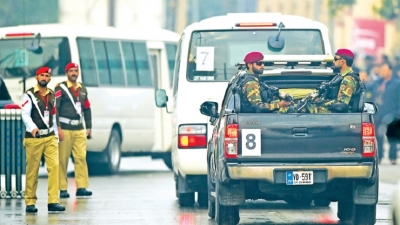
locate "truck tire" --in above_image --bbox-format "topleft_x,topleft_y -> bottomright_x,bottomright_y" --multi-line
207,161 -> 216,219
215,181 -> 240,225
178,192 -> 195,207
355,204 -> 376,225
337,199 -> 353,222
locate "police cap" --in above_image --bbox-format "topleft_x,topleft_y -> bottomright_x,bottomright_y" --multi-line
244,52 -> 264,63
335,49 -> 354,59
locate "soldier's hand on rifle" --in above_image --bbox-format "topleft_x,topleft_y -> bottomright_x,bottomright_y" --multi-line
278,100 -> 292,108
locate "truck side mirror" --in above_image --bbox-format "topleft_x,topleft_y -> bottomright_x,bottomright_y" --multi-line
200,101 -> 218,117
155,89 -> 168,108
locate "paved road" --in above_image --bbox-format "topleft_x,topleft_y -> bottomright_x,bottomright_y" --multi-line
0,156 -> 397,225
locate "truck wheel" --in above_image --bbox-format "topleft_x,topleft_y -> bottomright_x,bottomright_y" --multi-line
178,192 -> 195,207
355,204 -> 376,225
215,181 -> 240,225
337,199 -> 354,222
207,161 -> 216,219
314,199 -> 331,207
197,192 -> 208,207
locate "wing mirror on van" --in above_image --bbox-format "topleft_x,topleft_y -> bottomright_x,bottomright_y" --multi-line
363,102 -> 378,114
200,101 -> 219,118
268,22 -> 285,51
155,89 -> 172,114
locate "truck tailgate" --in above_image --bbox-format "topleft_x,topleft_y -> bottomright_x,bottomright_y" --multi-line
237,113 -> 364,162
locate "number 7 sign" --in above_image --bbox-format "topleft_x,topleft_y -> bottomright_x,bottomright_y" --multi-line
196,47 -> 214,71
241,129 -> 261,156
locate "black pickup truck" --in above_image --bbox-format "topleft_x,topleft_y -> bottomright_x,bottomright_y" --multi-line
200,67 -> 379,225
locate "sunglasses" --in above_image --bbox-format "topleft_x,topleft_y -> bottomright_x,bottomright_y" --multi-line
254,61 -> 264,66
334,57 -> 343,61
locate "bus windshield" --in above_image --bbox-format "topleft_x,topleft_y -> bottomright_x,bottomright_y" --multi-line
187,29 -> 324,82
0,37 -> 71,78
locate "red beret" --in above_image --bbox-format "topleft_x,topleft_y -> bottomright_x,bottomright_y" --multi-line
335,49 -> 354,58
244,52 -> 264,63
65,62 -> 79,72
36,67 -> 52,75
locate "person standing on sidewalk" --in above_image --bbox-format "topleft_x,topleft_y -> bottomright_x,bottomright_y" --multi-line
55,62 -> 93,198
21,67 -> 65,212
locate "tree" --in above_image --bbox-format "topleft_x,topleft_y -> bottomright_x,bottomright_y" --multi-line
328,0 -> 356,17
0,0 -> 58,27
373,0 -> 400,20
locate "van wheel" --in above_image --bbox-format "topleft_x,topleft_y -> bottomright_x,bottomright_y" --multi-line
103,129 -> 121,174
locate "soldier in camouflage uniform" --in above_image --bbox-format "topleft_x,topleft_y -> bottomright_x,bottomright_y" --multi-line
305,49 -> 360,113
241,52 -> 292,113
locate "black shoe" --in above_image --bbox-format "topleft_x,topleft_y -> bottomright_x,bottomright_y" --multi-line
26,205 -> 38,213
76,188 -> 92,197
60,190 -> 70,198
48,203 -> 65,212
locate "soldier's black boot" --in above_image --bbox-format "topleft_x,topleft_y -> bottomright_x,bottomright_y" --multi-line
60,190 -> 70,198
26,205 -> 38,213
76,188 -> 92,197
48,203 -> 65,212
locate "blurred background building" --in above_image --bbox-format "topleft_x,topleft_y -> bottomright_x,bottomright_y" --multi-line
1,0 -> 400,68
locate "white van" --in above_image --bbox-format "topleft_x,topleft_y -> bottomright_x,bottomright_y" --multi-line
0,24 -> 179,174
155,13 -> 334,206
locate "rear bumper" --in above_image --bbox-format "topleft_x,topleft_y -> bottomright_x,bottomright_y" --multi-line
176,149 -> 207,176
226,162 -> 374,182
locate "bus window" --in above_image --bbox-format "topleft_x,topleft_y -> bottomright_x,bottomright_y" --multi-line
0,37 -> 71,78
165,43 -> 177,88
132,42 -> 152,87
121,42 -> 139,87
105,41 -> 125,86
93,40 -> 111,85
77,38 -> 99,87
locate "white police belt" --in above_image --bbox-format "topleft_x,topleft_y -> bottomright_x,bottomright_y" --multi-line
59,117 -> 82,126
39,127 -> 54,135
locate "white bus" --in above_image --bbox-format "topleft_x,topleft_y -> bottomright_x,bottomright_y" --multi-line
155,13 -> 334,207
0,24 -> 179,174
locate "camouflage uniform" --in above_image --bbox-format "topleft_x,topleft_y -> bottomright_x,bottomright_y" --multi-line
306,68 -> 358,113
241,74 -> 289,113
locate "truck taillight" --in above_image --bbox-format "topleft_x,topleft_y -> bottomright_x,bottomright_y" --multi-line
178,124 -> 207,148
362,123 -> 376,157
224,124 -> 238,159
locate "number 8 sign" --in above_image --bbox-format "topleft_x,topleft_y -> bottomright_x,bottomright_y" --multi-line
241,129 -> 261,156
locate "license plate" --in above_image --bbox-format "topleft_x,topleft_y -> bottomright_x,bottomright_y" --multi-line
286,171 -> 314,185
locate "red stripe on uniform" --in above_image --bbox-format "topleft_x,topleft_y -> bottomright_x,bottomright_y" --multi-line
83,98 -> 91,109
21,100 -> 28,107
55,90 -> 62,98
52,107 -> 56,115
